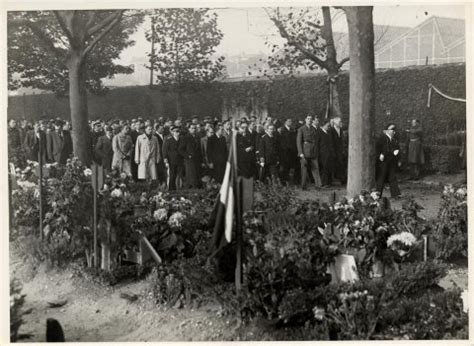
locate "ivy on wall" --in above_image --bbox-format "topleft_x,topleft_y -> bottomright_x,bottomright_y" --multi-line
9,63 -> 465,145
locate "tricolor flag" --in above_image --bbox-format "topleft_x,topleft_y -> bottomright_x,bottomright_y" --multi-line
209,140 -> 236,256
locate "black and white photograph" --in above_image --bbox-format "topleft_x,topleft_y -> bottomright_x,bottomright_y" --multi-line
3,1 -> 471,342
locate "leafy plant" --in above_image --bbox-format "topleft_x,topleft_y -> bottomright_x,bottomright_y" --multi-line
434,185 -> 467,261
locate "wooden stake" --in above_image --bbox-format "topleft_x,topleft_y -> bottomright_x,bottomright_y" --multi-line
92,163 -> 99,268
38,134 -> 44,241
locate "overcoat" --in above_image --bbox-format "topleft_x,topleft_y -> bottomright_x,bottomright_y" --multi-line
135,134 -> 161,180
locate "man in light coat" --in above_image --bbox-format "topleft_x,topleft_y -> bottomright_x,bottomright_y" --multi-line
135,125 -> 161,181
112,125 -> 133,175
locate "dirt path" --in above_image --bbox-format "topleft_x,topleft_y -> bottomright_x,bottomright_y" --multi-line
11,173 -> 467,342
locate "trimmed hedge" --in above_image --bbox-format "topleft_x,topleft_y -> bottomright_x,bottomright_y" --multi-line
400,143 -> 462,174
8,63 -> 465,145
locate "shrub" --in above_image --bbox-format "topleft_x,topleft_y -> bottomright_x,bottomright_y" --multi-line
424,145 -> 462,174
434,185 -> 467,261
10,278 -> 27,342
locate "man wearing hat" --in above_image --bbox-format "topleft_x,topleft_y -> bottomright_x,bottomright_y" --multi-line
376,123 -> 402,198
181,123 -> 203,188
162,126 -> 184,190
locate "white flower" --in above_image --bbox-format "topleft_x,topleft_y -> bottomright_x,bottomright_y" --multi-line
334,202 -> 342,210
370,191 -> 380,200
153,208 -> 168,221
312,306 -> 325,321
119,183 -> 126,189
353,220 -> 361,227
359,195 -> 365,203
32,161 -> 39,167
33,188 -> 40,199
83,168 -> 92,176
168,212 -> 185,228
456,187 -> 467,198
120,172 -> 127,179
110,188 -> 123,198
387,232 -> 417,248
348,198 -> 354,205
102,184 -> 109,191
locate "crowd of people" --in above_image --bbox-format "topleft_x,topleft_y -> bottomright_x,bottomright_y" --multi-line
8,115 -> 430,197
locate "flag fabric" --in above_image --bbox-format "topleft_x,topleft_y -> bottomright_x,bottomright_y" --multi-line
209,136 -> 236,255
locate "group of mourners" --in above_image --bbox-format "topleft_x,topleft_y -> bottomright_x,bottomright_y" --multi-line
7,114 -> 429,197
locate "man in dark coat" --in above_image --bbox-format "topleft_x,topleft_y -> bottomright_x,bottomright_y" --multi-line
154,122 -> 167,186
405,119 -> 425,180
236,121 -> 256,178
46,120 -> 72,164
95,126 -> 114,172
207,125 -> 228,182
296,115 -> 321,190
330,117 -> 346,185
8,119 -> 24,167
279,118 -> 299,184
258,124 -> 281,181
376,123 -> 402,198
318,120 -> 336,187
130,122 -> 141,181
162,127 -> 184,191
23,122 -> 47,162
180,124 -> 203,189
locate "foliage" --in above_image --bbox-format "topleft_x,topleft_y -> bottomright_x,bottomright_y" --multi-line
434,185 -> 467,261
147,9 -> 225,90
10,278 -> 27,342
7,10 -> 143,96
253,179 -> 296,212
423,145 -> 463,174
11,157 -> 94,266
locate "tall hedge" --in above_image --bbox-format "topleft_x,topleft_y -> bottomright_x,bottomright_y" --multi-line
8,63 -> 465,144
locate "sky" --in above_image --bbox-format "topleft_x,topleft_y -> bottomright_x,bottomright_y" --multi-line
118,5 -> 466,64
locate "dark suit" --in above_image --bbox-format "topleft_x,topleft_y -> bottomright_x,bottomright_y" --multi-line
236,131 -> 256,178
330,127 -> 346,184
162,136 -> 184,191
130,130 -> 140,180
296,124 -> 321,188
154,132 -> 167,185
47,130 -> 72,164
279,126 -> 299,184
23,130 -> 47,163
375,133 -> 401,197
207,134 -> 227,182
180,133 -> 202,188
318,128 -> 335,186
258,133 -> 280,181
95,134 -> 114,171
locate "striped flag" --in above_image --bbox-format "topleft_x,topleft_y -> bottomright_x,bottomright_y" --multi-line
209,141 -> 236,255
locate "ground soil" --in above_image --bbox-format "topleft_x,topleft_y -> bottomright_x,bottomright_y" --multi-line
10,173 -> 468,342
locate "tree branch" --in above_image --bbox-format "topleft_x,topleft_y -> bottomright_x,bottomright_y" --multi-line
268,14 -> 328,70
85,11 -> 97,32
53,11 -> 74,42
338,56 -> 350,69
307,21 -> 322,29
82,11 -> 123,58
86,10 -> 123,39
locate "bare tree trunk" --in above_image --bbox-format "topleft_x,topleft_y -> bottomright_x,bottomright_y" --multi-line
68,52 -> 91,165
343,6 -> 376,197
322,7 -> 343,118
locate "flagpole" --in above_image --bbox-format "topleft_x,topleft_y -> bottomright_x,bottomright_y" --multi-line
231,119 -> 243,293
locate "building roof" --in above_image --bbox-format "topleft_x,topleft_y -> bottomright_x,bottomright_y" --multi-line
434,16 -> 465,49
375,16 -> 465,54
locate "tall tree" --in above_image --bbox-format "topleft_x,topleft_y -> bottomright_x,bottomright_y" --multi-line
264,7 -> 349,117
146,8 -> 225,118
340,6 -> 376,196
8,10 -> 143,164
